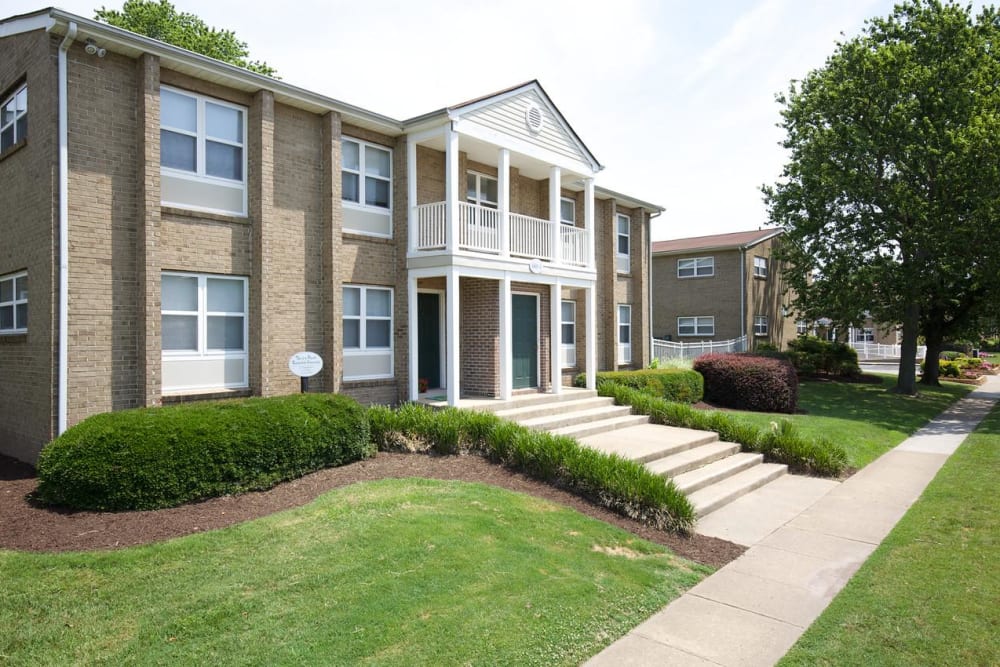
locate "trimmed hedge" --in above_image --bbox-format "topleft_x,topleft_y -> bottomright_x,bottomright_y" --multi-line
786,336 -> 861,377
573,369 -> 704,403
36,393 -> 373,511
598,383 -> 847,477
367,403 -> 696,533
694,353 -> 798,413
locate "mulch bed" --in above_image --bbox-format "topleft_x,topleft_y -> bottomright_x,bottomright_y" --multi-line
0,453 -> 744,568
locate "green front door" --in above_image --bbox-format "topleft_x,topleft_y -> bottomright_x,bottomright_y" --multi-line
417,292 -> 441,389
512,294 -> 538,389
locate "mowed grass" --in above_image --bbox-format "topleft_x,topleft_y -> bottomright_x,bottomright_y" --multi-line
0,478 -> 709,666
726,375 -> 972,468
780,402 -> 1000,666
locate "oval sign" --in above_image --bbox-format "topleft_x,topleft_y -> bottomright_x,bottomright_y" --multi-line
288,351 -> 323,378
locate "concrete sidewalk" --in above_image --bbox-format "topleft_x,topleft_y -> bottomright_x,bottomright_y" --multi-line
587,375 -> 1000,666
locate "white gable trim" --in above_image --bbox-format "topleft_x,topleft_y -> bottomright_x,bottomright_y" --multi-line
0,13 -> 55,38
453,118 -> 596,176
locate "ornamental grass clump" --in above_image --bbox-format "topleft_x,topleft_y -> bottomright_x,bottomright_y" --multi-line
367,404 -> 695,533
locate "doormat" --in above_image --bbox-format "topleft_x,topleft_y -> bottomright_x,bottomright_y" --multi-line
426,395 -> 447,401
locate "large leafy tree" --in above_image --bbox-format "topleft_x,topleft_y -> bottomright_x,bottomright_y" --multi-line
764,0 -> 1000,393
95,0 -> 277,77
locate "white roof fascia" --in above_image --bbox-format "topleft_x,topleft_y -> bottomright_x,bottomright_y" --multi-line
453,117 -> 596,176
595,186 -> 664,212
0,11 -> 55,38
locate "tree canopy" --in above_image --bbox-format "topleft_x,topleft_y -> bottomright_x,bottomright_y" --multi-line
95,0 -> 277,77
764,0 -> 1000,393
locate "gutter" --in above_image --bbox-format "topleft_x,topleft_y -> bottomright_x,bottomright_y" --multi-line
648,209 -> 662,363
56,21 -> 77,435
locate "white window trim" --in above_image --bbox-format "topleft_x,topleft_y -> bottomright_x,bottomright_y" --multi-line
160,85 -> 248,217
0,83 -> 27,151
561,299 -> 576,369
466,170 -> 498,209
560,196 -> 576,226
618,304 -> 632,364
754,315 -> 769,336
677,256 -> 715,278
677,316 -> 714,337
161,272 -> 248,391
754,255 -> 769,278
342,137 -> 393,234
0,270 -> 28,334
616,214 -> 631,273
343,285 -> 394,381
796,320 -> 809,335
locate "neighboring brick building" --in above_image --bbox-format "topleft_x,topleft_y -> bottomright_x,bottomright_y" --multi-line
651,229 -> 796,349
0,8 -> 660,463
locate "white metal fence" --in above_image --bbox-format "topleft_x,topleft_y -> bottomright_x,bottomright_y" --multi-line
850,341 -> 928,361
652,335 -> 748,361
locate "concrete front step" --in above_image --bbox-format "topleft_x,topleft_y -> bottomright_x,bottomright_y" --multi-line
688,463 -> 788,517
672,452 -> 765,495
494,396 -> 616,422
471,389 -> 598,413
646,442 -> 741,478
580,424 -> 720,463
518,404 -> 635,432
550,414 -> 650,439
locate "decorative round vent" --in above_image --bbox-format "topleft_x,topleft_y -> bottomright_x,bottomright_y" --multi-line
524,102 -> 544,134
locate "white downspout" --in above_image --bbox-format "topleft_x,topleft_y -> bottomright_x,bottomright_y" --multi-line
57,22 -> 77,435
739,246 -> 747,349
648,210 -> 661,364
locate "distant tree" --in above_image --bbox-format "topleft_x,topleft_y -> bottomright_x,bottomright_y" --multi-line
95,0 -> 277,77
764,0 -> 1000,393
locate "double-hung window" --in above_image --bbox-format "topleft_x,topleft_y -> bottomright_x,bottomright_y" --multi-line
560,197 -> 576,225
1,84 -> 27,153
0,271 -> 27,333
342,138 -> 392,236
343,285 -> 393,380
677,256 -> 714,278
860,328 -> 875,342
466,172 -> 498,209
161,272 -> 248,392
618,304 -> 632,364
561,300 -> 576,368
160,86 -> 247,216
754,315 -> 769,336
678,316 -> 714,337
796,320 -> 809,335
754,255 -> 768,278
616,214 -> 631,273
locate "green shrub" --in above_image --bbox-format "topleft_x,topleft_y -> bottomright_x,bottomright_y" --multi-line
939,350 -> 963,361
598,382 -> 846,477
694,354 -> 798,413
367,404 -> 695,533
37,394 -> 373,511
573,368 -> 703,403
786,336 -> 861,377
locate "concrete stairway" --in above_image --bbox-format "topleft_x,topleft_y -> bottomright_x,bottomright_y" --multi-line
475,389 -> 787,518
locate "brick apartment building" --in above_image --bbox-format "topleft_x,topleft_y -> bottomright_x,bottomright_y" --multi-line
651,229 -> 797,349
0,8 -> 661,463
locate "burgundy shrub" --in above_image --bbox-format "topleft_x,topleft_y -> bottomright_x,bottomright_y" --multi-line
693,353 -> 799,413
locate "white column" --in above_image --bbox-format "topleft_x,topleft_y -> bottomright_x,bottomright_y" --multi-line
549,166 -> 561,263
407,136 -> 418,253
584,177 -> 595,269
498,148 -> 510,258
585,285 -> 596,390
445,126 -> 460,253
408,275 -> 419,401
446,268 -> 461,405
550,281 -> 562,394
499,275 -> 512,400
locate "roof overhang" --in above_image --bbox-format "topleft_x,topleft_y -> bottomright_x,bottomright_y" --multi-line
652,229 -> 784,256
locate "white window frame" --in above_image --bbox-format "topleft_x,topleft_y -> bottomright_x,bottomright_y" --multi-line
616,214 -> 631,273
796,320 -> 809,335
560,196 -> 576,226
0,271 -> 28,334
343,285 -> 394,381
678,316 -> 714,337
754,255 -> 768,278
466,171 -> 498,209
1,83 -> 27,153
618,304 -> 632,364
754,315 -> 769,336
160,86 -> 248,216
860,327 -> 875,342
677,256 -> 715,278
161,272 -> 248,391
342,137 -> 393,226
561,299 -> 576,369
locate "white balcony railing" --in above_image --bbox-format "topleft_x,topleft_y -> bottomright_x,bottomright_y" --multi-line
414,201 -> 591,268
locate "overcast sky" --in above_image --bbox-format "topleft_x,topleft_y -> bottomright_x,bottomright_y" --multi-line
6,0 -> 989,239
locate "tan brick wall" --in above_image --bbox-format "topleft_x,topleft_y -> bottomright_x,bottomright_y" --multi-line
745,237 -> 796,349
460,277 -> 500,396
0,30 -> 59,462
653,248 -> 744,341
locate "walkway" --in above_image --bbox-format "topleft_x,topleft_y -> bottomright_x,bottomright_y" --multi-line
587,375 -> 1000,666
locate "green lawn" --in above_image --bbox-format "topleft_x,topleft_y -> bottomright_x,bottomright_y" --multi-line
0,478 -> 708,666
724,375 -> 972,468
779,402 -> 1000,666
